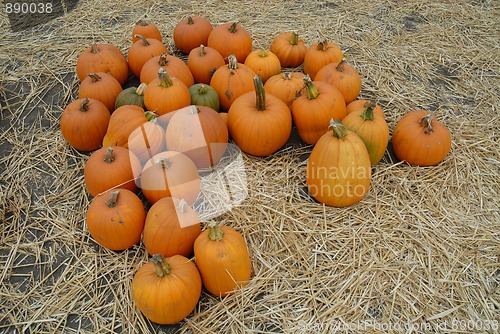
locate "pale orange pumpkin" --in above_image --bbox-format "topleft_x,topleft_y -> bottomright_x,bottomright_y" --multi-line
315,60 -> 362,104
263,71 -> 305,112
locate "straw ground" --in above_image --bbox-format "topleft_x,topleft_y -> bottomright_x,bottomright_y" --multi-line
0,0 -> 499,333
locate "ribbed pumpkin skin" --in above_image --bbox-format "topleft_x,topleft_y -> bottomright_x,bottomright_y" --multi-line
270,32 -> 307,68
131,255 -> 202,325
143,71 -> 191,117
143,197 -> 201,257
207,22 -> 252,63
78,72 -> 122,113
127,121 -> 165,165
60,98 -> 110,152
140,53 -> 194,87
392,110 -> 452,166
189,84 -> 220,111
303,40 -> 344,80
315,61 -> 362,104
128,36 -> 168,78
194,225 -> 251,297
102,105 -> 149,148
243,49 -> 281,83
187,45 -> 225,84
132,20 -> 162,43
173,16 -> 213,54
346,99 -> 385,116
85,189 -> 146,251
76,44 -> 129,85
306,122 -> 371,207
114,84 -> 147,110
263,72 -> 305,112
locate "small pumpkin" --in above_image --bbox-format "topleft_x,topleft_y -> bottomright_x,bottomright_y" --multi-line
270,32 -> 307,68
187,44 -> 225,84
391,110 -> 452,166
60,98 -> 110,152
243,49 -> 281,83
303,39 -> 344,80
84,146 -> 142,197
132,19 -> 162,43
78,72 -> 122,113
346,99 -> 385,116
165,105 -> 228,168
128,34 -> 168,78
114,83 -> 147,109
315,60 -> 362,104
207,22 -> 252,63
189,84 -> 220,111
292,75 -> 346,144
140,151 -> 201,205
76,43 -> 129,85
140,53 -> 194,87
263,71 -> 305,112
102,105 -> 154,148
127,118 -> 166,165
306,119 -> 371,207
227,75 -> 292,156
173,16 -> 213,54
85,189 -> 146,251
209,55 -> 256,112
143,68 -> 191,116
341,100 -> 389,165
131,254 -> 202,325
194,224 -> 252,297
143,197 -> 201,257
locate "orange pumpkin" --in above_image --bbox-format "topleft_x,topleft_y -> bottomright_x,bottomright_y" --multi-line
263,71 -> 305,112
303,40 -> 344,80
173,16 -> 213,54
306,120 -> 371,207
76,43 -> 129,85
140,53 -> 194,87
207,22 -> 252,63
127,119 -> 166,165
143,197 -> 201,257
128,34 -> 168,78
102,105 -> 154,148
243,49 -> 282,83
60,98 -> 110,152
84,146 -> 142,197
165,105 -> 228,168
143,68 -> 191,116
140,151 -> 201,205
78,72 -> 122,113
346,98 -> 385,117
187,44 -> 225,84
392,110 -> 452,166
132,19 -> 162,43
270,32 -> 307,68
85,189 -> 146,251
341,100 -> 389,165
210,55 -> 256,112
227,75 -> 292,156
194,224 -> 252,297
315,60 -> 362,104
292,75 -> 346,144
131,254 -> 202,325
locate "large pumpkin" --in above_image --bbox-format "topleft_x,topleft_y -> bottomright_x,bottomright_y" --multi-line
140,53 -> 194,87
391,110 -> 452,166
194,225 -> 252,297
76,43 -> 129,85
207,22 -> 252,63
165,105 -> 228,168
85,189 -> 146,251
303,39 -> 344,80
60,98 -> 110,152
143,197 -> 201,257
173,16 -> 213,54
292,75 -> 346,144
131,254 -> 202,325
263,71 -> 305,112
187,44 -> 225,84
306,120 -> 371,207
227,75 -> 292,156
78,72 -> 122,113
270,32 -> 307,68
315,60 -> 362,104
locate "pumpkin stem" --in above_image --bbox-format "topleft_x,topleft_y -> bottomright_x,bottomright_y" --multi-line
303,75 -> 320,100
90,44 -> 99,54
137,19 -> 149,26
329,119 -> 348,140
258,48 -> 269,57
158,52 -> 169,66
289,32 -> 300,45
157,68 -> 174,88
208,225 -> 224,241
176,199 -> 189,213
361,100 -> 377,121
134,34 -> 150,46
135,83 -> 148,96
80,98 -> 90,112
189,105 -> 201,114
227,55 -> 239,70
282,72 -> 292,80
253,75 -> 267,111
187,16 -> 194,24
198,44 -> 206,56
336,60 -> 346,72
198,84 -> 209,95
151,254 -> 171,277
104,147 -> 116,163
105,190 -> 120,208
228,22 -> 238,33
317,40 -> 329,51
144,110 -> 158,122
87,73 -> 102,83
156,157 -> 172,169
420,114 -> 434,134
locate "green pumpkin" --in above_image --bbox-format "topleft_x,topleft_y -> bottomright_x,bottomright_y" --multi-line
189,84 -> 220,112
114,83 -> 147,109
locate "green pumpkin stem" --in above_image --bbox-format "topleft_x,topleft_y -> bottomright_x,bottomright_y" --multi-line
136,83 -> 147,96
158,52 -> 169,66
80,98 -> 90,112
156,157 -> 172,169
208,225 -> 224,241
303,75 -> 320,100
157,68 -> 174,88
88,73 -> 102,83
420,114 -> 434,134
329,119 -> 348,140
289,32 -> 300,45
104,147 -> 115,163
198,84 -> 209,95
151,254 -> 171,277
361,101 -> 377,121
134,34 -> 150,46
229,22 -> 238,33
258,48 -> 268,57
228,55 -> 239,70
253,75 -> 267,111
144,110 -> 158,122
105,190 -> 120,208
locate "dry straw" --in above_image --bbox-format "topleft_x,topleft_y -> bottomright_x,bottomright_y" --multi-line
1,0 -> 499,333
